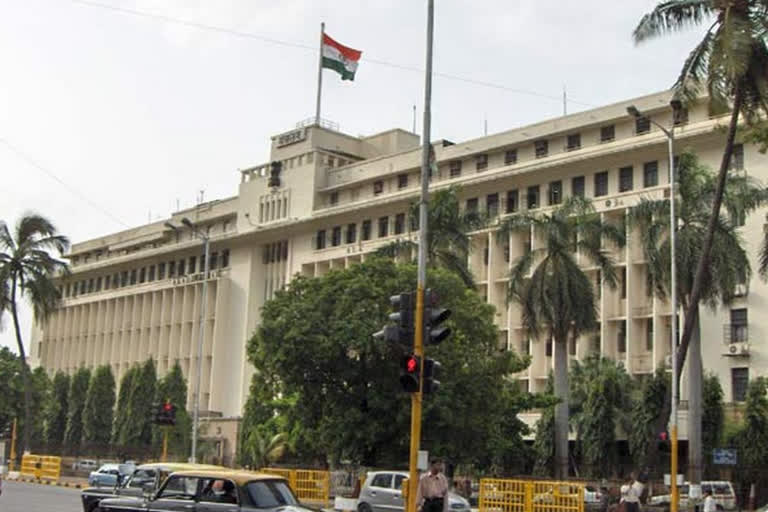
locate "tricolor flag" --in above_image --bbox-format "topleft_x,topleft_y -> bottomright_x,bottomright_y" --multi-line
322,33 -> 362,81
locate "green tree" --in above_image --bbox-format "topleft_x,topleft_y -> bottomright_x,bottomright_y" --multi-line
0,347 -> 22,436
82,365 -> 116,446
375,186 -> 486,286
731,377 -> 768,496
113,366 -> 138,444
629,152 -> 764,481
702,373 -> 724,478
27,367 -> 51,448
44,372 -> 70,448
247,258 -> 533,470
244,431 -> 288,469
119,359 -> 157,450
570,356 -> 632,478
634,1 -> 768,484
532,378 -> 555,476
629,369 -> 669,474
499,197 -> 624,479
154,361 -> 191,458
0,214 -> 69,451
64,367 -> 91,450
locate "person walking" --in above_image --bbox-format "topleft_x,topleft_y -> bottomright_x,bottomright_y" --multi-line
703,490 -> 717,512
417,459 -> 449,512
623,475 -> 641,512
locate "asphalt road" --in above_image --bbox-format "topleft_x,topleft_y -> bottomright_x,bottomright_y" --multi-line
2,480 -> 82,512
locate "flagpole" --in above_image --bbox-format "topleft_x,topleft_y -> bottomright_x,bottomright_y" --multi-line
315,22 -> 325,126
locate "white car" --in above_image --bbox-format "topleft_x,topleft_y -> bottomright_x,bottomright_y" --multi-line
649,481 -> 737,511
73,459 -> 99,472
358,471 -> 470,512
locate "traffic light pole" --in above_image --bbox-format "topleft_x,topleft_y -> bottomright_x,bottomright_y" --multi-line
408,2 -> 433,512
9,418 -> 16,472
162,428 -> 169,462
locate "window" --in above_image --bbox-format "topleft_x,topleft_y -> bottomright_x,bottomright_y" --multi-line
535,140 -> 549,158
505,149 -> 517,165
167,263 -> 175,279
96,277 -> 102,291
643,161 -> 658,188
331,226 -> 342,246
732,368 -> 749,402
486,193 -> 499,217
200,478 -> 238,505
246,480 -> 297,508
371,474 -> 393,489
567,133 -> 581,151
373,180 -> 384,196
159,476 -> 199,500
600,125 -> 615,142
102,277 -> 108,291
572,176 -> 585,198
635,116 -> 651,134
546,341 -> 552,357
397,174 -> 408,189
619,166 -> 634,192
476,154 -> 488,171
362,220 -> 372,241
378,217 -> 389,238
506,189 -> 519,213
189,256 -> 197,274
449,160 -> 462,178
139,268 -> 146,283
527,186 -> 540,209
210,252 -> 218,270
594,171 -> 609,197
731,308 -> 748,342
618,322 -> 627,353
316,230 -> 326,250
646,318 -> 654,351
200,254 -> 206,272
148,266 -> 155,282
504,245 -> 510,262
394,474 -> 406,491
88,278 -> 94,293
673,105 -> 689,125
732,144 -> 744,170
568,337 -> 576,356
596,270 -> 601,299
158,263 -> 166,280
346,223 -> 357,244
483,247 -> 489,265
329,191 -> 339,206
410,213 -> 419,231
394,213 -> 406,235
621,267 -> 627,299
130,269 -> 137,285
466,197 -> 479,212
222,249 -> 230,268
548,180 -> 562,205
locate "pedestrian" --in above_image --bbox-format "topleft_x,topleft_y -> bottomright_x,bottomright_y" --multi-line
599,484 -> 610,512
417,459 -> 449,512
703,490 -> 716,512
623,475 -> 641,512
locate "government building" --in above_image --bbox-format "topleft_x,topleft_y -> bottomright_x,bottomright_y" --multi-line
29,90 -> 765,463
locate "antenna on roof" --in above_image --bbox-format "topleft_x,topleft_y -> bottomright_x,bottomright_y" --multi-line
412,104 -> 417,133
484,115 -> 488,136
563,84 -> 567,115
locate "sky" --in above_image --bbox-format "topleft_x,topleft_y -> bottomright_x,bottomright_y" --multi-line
0,0 -> 707,352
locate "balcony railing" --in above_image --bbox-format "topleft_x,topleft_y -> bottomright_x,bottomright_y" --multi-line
723,324 -> 749,344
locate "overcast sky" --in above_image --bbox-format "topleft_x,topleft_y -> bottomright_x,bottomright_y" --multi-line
1,0 -> 707,352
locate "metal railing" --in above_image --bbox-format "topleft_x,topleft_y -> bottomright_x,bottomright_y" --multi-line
20,454 -> 61,480
479,479 -> 584,512
723,324 -> 748,343
260,467 -> 330,505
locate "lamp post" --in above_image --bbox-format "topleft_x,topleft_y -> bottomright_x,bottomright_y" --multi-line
627,102 -> 679,512
165,217 -> 210,464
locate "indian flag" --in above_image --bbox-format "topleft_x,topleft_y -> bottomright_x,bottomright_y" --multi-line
322,33 -> 362,81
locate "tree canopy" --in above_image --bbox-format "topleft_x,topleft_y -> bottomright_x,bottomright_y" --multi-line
154,361 -> 191,458
83,365 -> 116,446
44,371 -> 70,448
64,367 -> 91,451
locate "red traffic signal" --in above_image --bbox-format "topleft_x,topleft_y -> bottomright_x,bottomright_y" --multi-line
405,356 -> 418,373
163,401 -> 173,412
659,431 -> 668,441
400,354 -> 420,393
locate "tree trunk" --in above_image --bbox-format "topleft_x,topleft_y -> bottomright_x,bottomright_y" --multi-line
687,310 -> 703,486
553,337 -> 569,479
676,85 -> 743,385
9,273 -> 32,454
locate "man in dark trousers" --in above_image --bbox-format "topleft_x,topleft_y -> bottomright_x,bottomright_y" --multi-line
417,459 -> 449,512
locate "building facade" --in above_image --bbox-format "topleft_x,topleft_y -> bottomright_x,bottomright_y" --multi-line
30,90 -> 767,458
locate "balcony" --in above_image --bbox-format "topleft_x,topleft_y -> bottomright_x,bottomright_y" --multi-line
723,324 -> 748,344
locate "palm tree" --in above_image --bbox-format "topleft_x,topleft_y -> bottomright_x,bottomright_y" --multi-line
375,186 -> 486,287
498,196 -> 624,479
634,0 -> 768,485
0,214 -> 69,452
244,430 -> 288,469
629,151 -> 765,483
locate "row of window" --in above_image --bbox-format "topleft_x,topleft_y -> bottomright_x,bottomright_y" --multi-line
315,213 -> 416,250
62,249 -> 231,298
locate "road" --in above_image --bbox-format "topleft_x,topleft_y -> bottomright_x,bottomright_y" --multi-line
2,480 -> 82,512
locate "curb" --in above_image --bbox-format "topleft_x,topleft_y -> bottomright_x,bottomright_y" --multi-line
11,476 -> 83,489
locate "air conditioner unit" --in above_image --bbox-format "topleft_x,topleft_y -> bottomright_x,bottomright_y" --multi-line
725,343 -> 750,356
734,283 -> 748,297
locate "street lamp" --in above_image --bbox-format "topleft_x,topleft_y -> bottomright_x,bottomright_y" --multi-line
165,217 -> 210,464
627,101 -> 679,512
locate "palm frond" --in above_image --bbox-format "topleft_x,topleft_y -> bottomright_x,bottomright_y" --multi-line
373,240 -> 417,260
633,0 -> 713,44
434,249 -> 476,288
674,25 -> 716,104
759,214 -> 768,279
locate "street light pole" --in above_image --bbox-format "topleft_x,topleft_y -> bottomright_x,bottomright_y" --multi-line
628,104 -> 678,512
165,218 -> 210,464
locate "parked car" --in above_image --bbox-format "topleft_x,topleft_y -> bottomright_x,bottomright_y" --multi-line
649,481 -> 737,511
358,471 -> 471,512
73,459 -> 99,472
88,463 -> 136,487
584,485 -> 603,504
81,462 -> 224,512
98,469 -> 314,512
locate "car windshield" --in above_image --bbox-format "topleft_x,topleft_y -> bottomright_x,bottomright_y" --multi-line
246,480 -> 298,508
127,469 -> 156,488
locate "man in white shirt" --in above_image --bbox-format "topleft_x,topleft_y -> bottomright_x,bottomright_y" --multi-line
703,490 -> 717,512
416,459 -> 449,512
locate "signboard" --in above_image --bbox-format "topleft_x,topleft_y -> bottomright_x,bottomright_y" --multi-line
664,474 -> 684,486
0,441 -> 5,465
713,448 -> 737,465
418,450 -> 429,471
276,129 -> 306,147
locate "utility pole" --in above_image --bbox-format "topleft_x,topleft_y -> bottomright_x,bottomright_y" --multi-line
9,419 -> 16,472
407,2 -> 434,512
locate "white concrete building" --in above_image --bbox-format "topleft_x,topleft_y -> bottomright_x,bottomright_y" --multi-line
30,90 -> 767,459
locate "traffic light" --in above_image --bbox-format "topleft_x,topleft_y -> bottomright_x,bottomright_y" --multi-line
424,289 -> 451,345
658,430 -> 670,453
400,354 -> 421,392
268,161 -> 282,188
423,358 -> 441,394
373,292 -> 414,346
154,400 -> 177,426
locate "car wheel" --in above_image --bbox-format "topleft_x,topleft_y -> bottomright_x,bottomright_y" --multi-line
358,502 -> 373,512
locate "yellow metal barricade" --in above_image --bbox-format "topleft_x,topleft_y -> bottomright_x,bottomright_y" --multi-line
39,456 -> 62,480
260,467 -> 296,489
260,468 -> 330,505
480,479 -> 583,512
20,454 -> 41,478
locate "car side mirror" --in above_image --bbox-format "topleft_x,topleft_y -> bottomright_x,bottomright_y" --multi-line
142,482 -> 154,500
